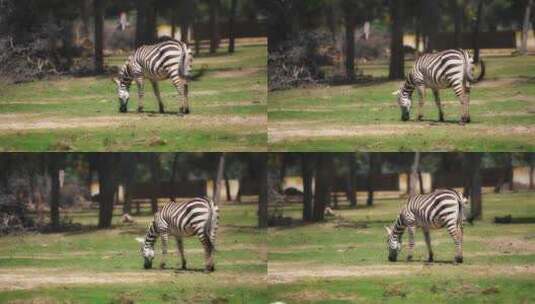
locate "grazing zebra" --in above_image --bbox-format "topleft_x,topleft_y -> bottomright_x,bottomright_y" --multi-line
385,188 -> 468,263
393,49 -> 482,124
136,197 -> 219,272
112,37 -> 193,115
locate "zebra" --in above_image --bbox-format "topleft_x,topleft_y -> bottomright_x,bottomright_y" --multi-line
393,49 -> 483,125
385,188 -> 468,263
136,197 -> 219,272
112,37 -> 193,115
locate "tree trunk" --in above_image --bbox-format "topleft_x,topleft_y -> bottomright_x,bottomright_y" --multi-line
213,153 -> 225,204
279,154 -> 287,192
48,154 -> 62,230
409,152 -> 420,195
171,7 -> 176,39
449,0 -> 461,48
257,154 -> 268,228
344,13 -> 356,81
145,0 -> 158,43
224,171 -> 232,201
530,164 -> 534,190
313,154 -> 333,222
472,0 -> 484,63
302,153 -> 314,222
135,0 -> 146,47
521,0 -> 533,55
149,154 -> 161,214
367,154 -> 380,206
467,153 -> 482,221
93,0 -> 104,73
79,0 -> 91,41
228,0 -> 238,53
97,154 -> 116,229
389,0 -> 404,80
347,153 -> 357,208
209,0 -> 220,54
120,154 -> 136,215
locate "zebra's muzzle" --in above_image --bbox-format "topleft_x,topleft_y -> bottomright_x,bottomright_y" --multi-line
144,258 -> 153,269
119,100 -> 128,113
401,108 -> 410,121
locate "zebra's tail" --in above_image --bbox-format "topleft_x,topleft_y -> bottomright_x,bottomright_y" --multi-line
179,45 -> 194,78
457,191 -> 468,227
465,50 -> 485,84
203,198 -> 219,250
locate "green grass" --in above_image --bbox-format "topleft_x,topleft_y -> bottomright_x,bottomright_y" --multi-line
266,191 -> 535,303
269,55 -> 535,151
0,204 -> 267,303
0,43 -> 267,151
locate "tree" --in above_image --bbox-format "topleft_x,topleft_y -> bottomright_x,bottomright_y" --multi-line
312,154 -> 333,222
389,0 -> 404,80
148,154 -> 161,214
465,153 -> 482,221
521,0 -> 533,54
94,0 -> 104,73
135,0 -> 147,47
48,154 -> 63,230
367,153 -> 381,206
213,153 -> 225,204
119,154 -> 137,215
344,9 -> 356,80
257,154 -> 268,228
96,154 -> 117,229
209,0 -> 220,54
228,0 -> 238,53
409,152 -> 420,195
302,153 -> 314,221
472,0 -> 485,63
449,0 -> 462,48
347,153 -> 357,208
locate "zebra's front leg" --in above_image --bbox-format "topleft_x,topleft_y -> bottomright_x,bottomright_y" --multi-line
432,89 -> 444,122
448,225 -> 464,264
135,77 -> 145,113
150,80 -> 165,114
407,226 -> 416,261
175,236 -> 187,270
416,86 -> 426,121
423,228 -> 434,262
160,232 -> 169,269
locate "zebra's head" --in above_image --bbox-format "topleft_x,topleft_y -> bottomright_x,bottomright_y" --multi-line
136,237 -> 155,269
385,226 -> 401,262
112,77 -> 131,113
393,88 -> 411,121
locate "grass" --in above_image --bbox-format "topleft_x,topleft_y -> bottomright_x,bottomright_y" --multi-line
268,54 -> 535,151
0,203 -> 267,303
0,42 -> 267,152
266,191 -> 535,303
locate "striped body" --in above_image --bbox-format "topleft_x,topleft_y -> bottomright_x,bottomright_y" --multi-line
141,197 -> 219,272
114,37 -> 193,115
386,189 -> 467,263
395,49 -> 475,124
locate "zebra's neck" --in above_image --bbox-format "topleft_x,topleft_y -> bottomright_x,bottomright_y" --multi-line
143,222 -> 159,248
119,62 -> 133,85
391,215 -> 406,241
400,77 -> 415,99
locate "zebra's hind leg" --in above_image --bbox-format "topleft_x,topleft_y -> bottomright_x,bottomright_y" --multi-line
458,90 -> 471,125
407,226 -> 416,261
423,228 -> 434,262
171,76 -> 190,115
150,80 -> 165,113
448,225 -> 463,264
160,232 -> 169,269
203,242 -> 215,273
432,89 -> 444,122
416,86 -> 426,121
135,77 -> 145,113
175,236 -> 187,270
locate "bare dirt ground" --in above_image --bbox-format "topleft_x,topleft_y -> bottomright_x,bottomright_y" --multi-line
267,262 -> 535,283
0,268 -> 266,291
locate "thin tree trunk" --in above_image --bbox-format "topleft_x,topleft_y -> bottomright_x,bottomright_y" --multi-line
367,154 -> 380,206
145,0 -> 158,43
224,171 -> 232,201
135,0 -> 146,47
450,0 -> 461,48
472,0 -> 484,63
468,153 -> 482,221
213,153 -> 225,204
347,153 -> 357,208
344,13 -> 356,81
409,152 -> 420,195
389,0 -> 404,80
521,0 -> 533,54
93,0 -> 104,73
257,154 -> 268,228
49,155 -> 62,230
149,154 -> 161,214
302,153 -> 314,221
209,0 -> 220,54
228,0 -> 238,53
530,164 -> 534,190
171,8 -> 176,39
313,154 -> 333,221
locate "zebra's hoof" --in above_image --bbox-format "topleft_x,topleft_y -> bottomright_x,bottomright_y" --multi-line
455,256 -> 463,264
137,107 -> 144,113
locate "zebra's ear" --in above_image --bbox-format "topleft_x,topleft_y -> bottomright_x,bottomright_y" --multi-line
135,237 -> 144,244
391,89 -> 400,96
112,77 -> 120,86
384,226 -> 392,235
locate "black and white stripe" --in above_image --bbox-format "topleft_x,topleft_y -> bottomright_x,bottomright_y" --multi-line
113,37 -> 193,115
385,188 -> 467,263
139,197 -> 219,272
394,49 -> 476,124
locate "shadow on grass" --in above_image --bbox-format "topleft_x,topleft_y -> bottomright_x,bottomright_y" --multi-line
494,216 -> 535,224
